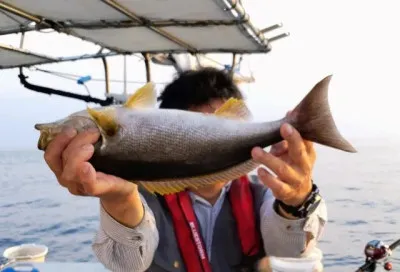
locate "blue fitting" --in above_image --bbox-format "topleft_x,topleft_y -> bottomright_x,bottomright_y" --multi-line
77,75 -> 92,85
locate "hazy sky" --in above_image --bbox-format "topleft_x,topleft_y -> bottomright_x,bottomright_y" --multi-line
0,0 -> 399,150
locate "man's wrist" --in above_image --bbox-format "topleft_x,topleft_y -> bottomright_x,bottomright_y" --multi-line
101,190 -> 136,206
274,183 -> 321,219
100,189 -> 144,228
275,204 -> 301,219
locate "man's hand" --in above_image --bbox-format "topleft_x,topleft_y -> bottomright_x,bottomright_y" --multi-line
251,123 -> 316,208
43,127 -> 143,227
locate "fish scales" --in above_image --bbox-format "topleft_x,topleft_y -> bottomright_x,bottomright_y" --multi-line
102,108 -> 283,162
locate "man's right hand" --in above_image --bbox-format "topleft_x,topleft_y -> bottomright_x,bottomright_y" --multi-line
43,127 -> 144,228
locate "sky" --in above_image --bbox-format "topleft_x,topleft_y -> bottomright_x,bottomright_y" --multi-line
0,0 -> 399,150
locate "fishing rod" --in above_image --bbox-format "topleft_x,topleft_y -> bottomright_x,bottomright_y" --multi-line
355,238 -> 400,272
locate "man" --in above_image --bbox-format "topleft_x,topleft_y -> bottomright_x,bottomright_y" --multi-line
43,67 -> 327,272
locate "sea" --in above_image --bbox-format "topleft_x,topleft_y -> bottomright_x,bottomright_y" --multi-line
0,138 -> 399,272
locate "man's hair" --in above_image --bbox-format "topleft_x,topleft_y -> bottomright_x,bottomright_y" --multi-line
157,67 -> 243,110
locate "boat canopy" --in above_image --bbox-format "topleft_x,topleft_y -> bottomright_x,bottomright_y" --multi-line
0,0 -> 288,70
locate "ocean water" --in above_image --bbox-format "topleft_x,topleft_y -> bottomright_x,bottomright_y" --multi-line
0,138 -> 399,271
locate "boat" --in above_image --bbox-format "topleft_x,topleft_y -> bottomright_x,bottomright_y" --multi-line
0,0 -> 288,107
1,1 -> 400,272
1,1 -> 399,272
0,0 -> 294,271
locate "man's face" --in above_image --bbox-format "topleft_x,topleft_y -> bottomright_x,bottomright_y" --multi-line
188,98 -> 226,114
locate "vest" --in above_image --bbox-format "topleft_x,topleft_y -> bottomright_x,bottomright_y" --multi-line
140,175 -> 267,272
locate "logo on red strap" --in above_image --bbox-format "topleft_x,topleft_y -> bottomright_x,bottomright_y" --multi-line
189,221 -> 207,260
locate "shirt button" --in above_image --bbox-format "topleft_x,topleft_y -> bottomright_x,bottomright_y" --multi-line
131,235 -> 142,241
174,261 -> 180,268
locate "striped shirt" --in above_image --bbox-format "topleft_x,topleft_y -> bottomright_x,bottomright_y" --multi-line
92,183 -> 327,272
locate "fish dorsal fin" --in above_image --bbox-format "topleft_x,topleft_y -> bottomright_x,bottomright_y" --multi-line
214,97 -> 252,120
87,107 -> 119,137
124,82 -> 157,109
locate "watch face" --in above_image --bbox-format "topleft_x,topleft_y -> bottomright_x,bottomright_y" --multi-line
303,195 -> 322,215
307,198 -> 321,213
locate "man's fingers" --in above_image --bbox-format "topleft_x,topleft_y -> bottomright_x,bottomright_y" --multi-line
67,182 -> 87,196
61,144 -> 95,183
270,140 -> 288,157
62,129 -> 99,166
251,147 -> 298,184
257,256 -> 272,272
76,162 -> 99,196
75,162 -> 123,198
304,140 -> 316,162
257,167 -> 292,202
280,123 -> 309,170
78,164 -> 136,198
43,127 -> 77,177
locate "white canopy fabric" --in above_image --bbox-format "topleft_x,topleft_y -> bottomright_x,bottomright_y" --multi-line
0,0 -> 282,69
0,43 -> 55,69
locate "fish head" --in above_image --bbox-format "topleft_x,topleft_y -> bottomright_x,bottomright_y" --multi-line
34,81 -> 158,152
34,108 -> 100,151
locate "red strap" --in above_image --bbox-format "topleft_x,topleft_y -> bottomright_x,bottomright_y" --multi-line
164,176 -> 260,272
229,176 -> 261,256
164,192 -> 212,272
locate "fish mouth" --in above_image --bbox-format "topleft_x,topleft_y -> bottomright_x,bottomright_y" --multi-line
35,123 -> 56,151
37,130 -> 53,151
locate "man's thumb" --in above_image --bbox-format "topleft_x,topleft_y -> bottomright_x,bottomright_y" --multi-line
78,162 -> 134,197
78,162 -> 110,196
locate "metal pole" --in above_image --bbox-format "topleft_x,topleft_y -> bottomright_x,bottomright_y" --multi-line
123,55 -> 127,95
229,53 -> 236,77
142,53 -> 151,82
260,23 -> 283,34
269,32 -> 290,42
101,57 -> 110,94
0,2 -> 42,23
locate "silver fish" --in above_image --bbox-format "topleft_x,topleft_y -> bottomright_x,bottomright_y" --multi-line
34,75 -> 356,195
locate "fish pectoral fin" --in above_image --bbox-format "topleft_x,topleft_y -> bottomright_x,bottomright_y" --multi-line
86,107 -> 119,137
214,97 -> 252,121
124,82 -> 157,109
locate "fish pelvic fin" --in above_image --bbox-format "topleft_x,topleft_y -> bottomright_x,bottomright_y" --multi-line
86,107 -> 119,137
289,75 -> 357,153
214,97 -> 252,121
124,82 -> 157,109
136,159 -> 259,195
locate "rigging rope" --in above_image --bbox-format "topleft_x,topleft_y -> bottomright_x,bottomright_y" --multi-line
28,53 -> 253,91
29,67 -> 170,85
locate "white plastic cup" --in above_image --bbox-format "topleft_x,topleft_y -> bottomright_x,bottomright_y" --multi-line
3,244 -> 48,263
257,248 -> 324,272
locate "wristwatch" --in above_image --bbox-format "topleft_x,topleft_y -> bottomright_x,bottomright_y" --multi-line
274,183 -> 322,218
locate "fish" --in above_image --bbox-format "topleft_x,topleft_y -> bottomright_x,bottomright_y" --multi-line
34,75 -> 356,195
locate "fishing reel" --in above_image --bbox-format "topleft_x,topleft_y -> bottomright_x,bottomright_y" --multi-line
356,240 -> 394,272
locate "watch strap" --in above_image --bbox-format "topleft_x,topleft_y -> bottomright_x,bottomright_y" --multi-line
275,183 -> 321,218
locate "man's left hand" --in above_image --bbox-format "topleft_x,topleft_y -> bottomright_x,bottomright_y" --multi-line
251,122 -> 316,207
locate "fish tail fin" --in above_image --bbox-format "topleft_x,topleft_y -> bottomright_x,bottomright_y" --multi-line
289,75 -> 357,153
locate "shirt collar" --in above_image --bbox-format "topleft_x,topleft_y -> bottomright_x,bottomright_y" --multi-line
188,180 -> 233,205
